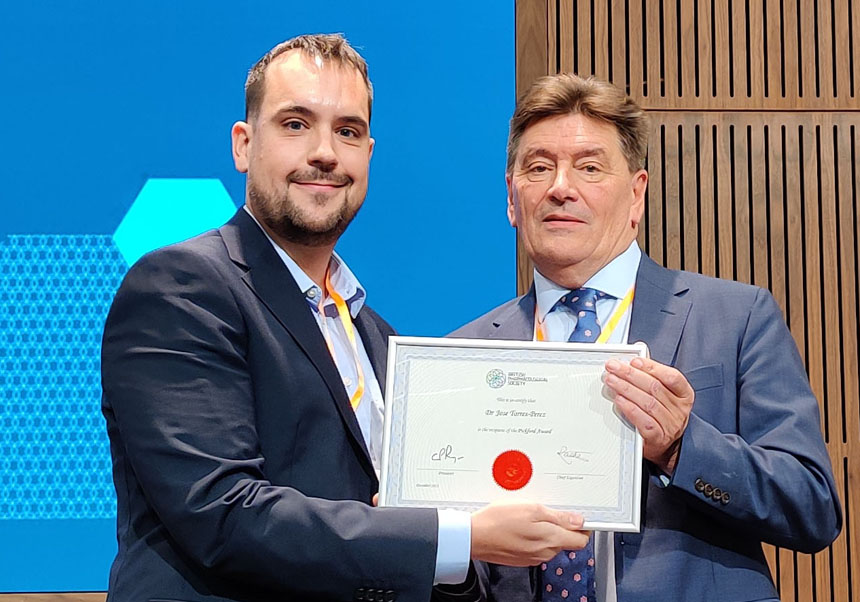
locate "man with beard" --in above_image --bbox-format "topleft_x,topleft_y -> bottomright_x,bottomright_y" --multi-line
100,34 -> 588,602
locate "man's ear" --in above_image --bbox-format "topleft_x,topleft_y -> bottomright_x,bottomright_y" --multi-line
506,173 -> 517,228
629,169 -> 648,228
231,121 -> 252,174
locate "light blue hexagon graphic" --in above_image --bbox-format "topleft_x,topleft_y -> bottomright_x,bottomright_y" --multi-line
113,178 -> 237,266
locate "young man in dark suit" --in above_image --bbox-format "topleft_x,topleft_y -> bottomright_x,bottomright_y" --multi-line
101,35 -> 588,602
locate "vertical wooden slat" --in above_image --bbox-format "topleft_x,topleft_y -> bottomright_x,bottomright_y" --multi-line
698,0 -> 714,100
782,0 -> 801,100
733,119 -> 752,284
716,119 -> 734,279
609,0 -> 630,91
593,0 -> 610,79
748,0 -> 765,100
730,0 -> 748,99
679,0 -> 697,99
611,0 -> 628,90
577,0 -> 593,74
645,0 -> 662,99
647,122 -> 665,265
764,545 -> 778,596
662,0 -> 679,100
627,0 -> 645,98
818,0 -> 835,100
698,119 -> 717,277
799,0 -> 817,100
750,120 -> 769,289
714,0 -> 732,100
664,122 -> 682,270
833,0 -> 852,101
559,0 -> 574,73
766,121 -> 788,315
681,118 -> 701,272
764,0 -> 783,100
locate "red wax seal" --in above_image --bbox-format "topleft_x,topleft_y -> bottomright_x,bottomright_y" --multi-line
492,450 -> 533,490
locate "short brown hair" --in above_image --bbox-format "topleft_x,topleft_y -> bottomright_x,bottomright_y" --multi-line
506,73 -> 648,173
244,33 -> 373,121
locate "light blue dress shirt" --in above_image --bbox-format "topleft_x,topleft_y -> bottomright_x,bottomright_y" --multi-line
244,206 -> 470,584
532,240 -> 641,602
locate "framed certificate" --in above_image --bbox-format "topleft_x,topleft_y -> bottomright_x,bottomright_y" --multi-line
379,336 -> 647,532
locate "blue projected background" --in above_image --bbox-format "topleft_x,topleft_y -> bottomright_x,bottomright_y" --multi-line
0,1 -> 514,592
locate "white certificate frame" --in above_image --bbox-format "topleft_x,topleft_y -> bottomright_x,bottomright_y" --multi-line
379,336 -> 646,532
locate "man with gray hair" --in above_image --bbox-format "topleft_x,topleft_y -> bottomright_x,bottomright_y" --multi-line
101,35 -> 588,602
453,73 -> 841,601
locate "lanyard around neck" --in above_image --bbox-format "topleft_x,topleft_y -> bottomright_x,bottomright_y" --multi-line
318,270 -> 366,411
534,285 -> 635,343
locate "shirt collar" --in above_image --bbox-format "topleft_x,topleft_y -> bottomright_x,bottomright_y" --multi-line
533,241 -> 641,322
243,205 -> 367,317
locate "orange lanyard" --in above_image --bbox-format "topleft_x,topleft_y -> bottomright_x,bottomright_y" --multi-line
318,270 -> 366,411
534,286 -> 635,343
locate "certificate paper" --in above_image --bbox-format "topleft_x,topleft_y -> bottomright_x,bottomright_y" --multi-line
379,337 -> 646,531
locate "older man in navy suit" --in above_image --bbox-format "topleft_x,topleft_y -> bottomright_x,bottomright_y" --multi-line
452,73 -> 841,602
100,35 -> 590,602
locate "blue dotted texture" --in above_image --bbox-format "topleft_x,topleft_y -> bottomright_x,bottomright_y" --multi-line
0,235 -> 126,519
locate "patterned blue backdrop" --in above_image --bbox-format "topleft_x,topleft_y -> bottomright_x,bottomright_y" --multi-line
0,1 -> 514,592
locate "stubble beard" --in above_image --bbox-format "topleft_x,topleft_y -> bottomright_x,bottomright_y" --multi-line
248,179 -> 362,247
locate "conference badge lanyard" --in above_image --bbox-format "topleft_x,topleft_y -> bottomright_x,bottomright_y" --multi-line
318,270 -> 366,411
534,286 -> 635,343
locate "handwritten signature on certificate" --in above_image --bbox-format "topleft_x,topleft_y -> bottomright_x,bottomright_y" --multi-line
431,444 -> 464,464
556,446 -> 591,465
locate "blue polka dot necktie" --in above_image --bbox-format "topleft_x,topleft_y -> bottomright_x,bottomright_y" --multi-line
542,287 -> 603,602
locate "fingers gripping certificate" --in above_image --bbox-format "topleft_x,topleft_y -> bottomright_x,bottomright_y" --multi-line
379,337 -> 646,531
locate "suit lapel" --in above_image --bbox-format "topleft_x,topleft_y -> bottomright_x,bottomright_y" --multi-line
629,255 -> 692,366
354,311 -> 388,387
486,287 -> 537,341
219,210 -> 374,475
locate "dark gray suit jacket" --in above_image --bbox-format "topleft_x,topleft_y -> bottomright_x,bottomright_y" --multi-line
452,254 -> 841,602
102,209 -> 440,601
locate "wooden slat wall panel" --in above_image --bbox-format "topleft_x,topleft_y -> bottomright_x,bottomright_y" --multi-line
517,0 -> 860,598
552,0 -> 859,109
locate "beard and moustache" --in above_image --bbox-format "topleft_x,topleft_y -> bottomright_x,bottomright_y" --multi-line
248,168 -> 362,247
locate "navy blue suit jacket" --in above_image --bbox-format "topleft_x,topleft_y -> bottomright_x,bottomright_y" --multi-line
101,209 -> 440,601
452,254 -> 841,602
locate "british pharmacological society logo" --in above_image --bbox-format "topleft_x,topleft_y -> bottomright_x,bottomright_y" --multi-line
486,368 -> 506,389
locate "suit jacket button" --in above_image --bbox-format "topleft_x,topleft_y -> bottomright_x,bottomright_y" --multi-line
354,587 -> 366,601
694,477 -> 705,492
711,487 -> 722,500
721,491 -> 731,505
703,483 -> 714,497
384,590 -> 396,601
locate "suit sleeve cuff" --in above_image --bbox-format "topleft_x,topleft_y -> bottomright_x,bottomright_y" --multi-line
433,509 -> 472,584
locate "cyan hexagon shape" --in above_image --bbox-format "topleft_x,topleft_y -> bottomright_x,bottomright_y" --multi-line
113,178 -> 237,266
